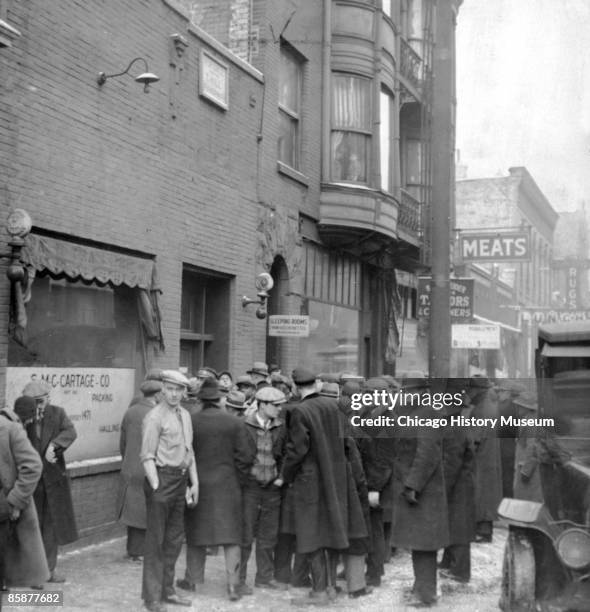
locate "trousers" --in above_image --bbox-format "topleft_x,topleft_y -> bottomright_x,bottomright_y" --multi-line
141,468 -> 187,604
411,550 -> 437,604
185,544 -> 240,587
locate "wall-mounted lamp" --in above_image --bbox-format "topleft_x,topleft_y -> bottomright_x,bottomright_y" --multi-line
2,208 -> 31,282
242,272 -> 274,319
97,57 -> 160,93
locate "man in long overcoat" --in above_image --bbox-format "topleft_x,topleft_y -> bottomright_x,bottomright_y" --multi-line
21,380 -> 78,583
118,373 -> 162,560
439,380 -> 476,583
467,376 -> 502,542
1,399 -> 49,595
179,377 -> 254,601
391,378 -> 449,607
281,367 -> 355,607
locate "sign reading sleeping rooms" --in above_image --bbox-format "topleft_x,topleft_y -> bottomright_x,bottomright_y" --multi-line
268,315 -> 310,337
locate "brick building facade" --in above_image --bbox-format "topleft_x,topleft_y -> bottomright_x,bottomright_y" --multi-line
0,0 -> 456,542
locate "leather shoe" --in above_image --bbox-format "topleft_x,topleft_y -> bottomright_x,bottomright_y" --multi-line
227,585 -> 242,601
255,579 -> 284,590
48,573 -> 66,583
349,586 -> 373,599
175,579 -> 196,592
144,602 -> 168,612
439,569 -> 469,584
236,583 -> 253,595
163,593 -> 191,606
291,591 -> 330,606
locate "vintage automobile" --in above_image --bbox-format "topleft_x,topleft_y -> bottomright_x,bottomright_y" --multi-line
499,320 -> 590,612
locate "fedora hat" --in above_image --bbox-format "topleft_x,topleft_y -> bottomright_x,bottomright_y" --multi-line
247,362 -> 269,377
197,377 -> 222,401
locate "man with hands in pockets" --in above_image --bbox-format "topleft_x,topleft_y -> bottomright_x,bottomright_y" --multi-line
140,370 -> 199,612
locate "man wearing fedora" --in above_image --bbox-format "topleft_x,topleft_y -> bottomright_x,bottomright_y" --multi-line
282,367 -> 352,606
140,370 -> 199,612
118,370 -> 163,561
246,362 -> 270,390
21,380 -> 78,585
179,377 -> 254,601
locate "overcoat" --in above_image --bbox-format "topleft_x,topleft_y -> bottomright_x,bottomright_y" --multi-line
390,403 -> 449,551
442,416 -> 476,545
281,392 -> 353,554
0,412 -> 50,586
27,404 -> 78,545
117,396 -> 156,528
185,404 -> 254,546
470,389 -> 503,523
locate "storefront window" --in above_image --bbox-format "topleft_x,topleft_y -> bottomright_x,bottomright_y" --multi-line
9,272 -> 138,368
301,301 -> 359,375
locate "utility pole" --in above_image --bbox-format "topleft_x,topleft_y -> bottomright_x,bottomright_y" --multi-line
428,0 -> 461,379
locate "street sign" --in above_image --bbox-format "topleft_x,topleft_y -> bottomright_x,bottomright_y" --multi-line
268,315 -> 310,337
451,324 -> 501,349
459,232 -> 530,262
417,277 -> 474,322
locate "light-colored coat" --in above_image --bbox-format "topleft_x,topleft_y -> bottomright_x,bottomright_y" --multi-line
0,411 -> 50,586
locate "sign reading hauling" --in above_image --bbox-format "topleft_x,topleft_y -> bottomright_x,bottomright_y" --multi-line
268,315 -> 310,337
460,232 -> 530,262
451,324 -> 501,349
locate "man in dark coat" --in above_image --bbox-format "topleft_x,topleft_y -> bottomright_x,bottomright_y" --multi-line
355,377 -> 395,588
391,378 -> 449,607
467,376 -> 502,543
21,380 -> 78,584
281,367 -> 352,607
118,371 -> 162,560
439,380 -> 476,583
178,377 -> 254,602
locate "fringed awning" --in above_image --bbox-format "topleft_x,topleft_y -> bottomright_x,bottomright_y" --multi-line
21,233 -> 157,290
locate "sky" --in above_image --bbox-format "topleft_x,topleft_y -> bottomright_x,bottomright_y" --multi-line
456,0 -> 590,212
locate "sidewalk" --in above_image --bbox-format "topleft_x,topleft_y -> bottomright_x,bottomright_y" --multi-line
3,528 -> 507,612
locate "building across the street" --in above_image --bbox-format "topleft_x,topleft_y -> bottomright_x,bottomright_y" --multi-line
0,0 -> 459,542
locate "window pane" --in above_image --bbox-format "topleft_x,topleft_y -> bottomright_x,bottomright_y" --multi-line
278,110 -> 298,168
331,131 -> 368,182
380,90 -> 392,191
332,75 -> 371,130
382,0 -> 392,16
279,49 -> 299,114
300,301 -> 359,374
10,274 -> 137,367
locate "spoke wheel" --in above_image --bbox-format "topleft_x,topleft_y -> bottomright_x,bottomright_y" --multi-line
499,529 -> 536,611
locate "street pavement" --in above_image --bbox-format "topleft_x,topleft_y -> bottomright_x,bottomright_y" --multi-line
3,527 -> 507,612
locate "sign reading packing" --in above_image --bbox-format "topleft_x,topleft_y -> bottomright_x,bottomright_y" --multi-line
460,231 -> 530,262
5,367 -> 136,463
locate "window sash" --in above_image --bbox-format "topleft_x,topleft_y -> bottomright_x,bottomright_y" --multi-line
331,131 -> 369,183
278,109 -> 299,169
332,75 -> 371,130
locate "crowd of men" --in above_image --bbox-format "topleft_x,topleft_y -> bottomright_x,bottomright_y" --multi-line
0,362 -> 561,612
117,362 -> 547,612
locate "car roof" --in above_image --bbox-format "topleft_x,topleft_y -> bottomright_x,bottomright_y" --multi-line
538,320 -> 590,344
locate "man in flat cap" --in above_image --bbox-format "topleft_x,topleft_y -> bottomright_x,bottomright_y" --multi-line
21,379 -> 78,585
239,386 -> 287,593
118,370 -> 163,561
140,370 -> 199,612
282,367 -> 352,606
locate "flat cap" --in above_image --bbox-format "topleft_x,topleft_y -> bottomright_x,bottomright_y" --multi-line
160,370 -> 189,388
145,369 -> 163,382
320,382 -> 340,398
401,376 -> 430,390
22,380 -> 51,399
513,391 -> 537,411
14,396 -> 37,421
364,377 -> 389,392
140,379 -> 163,395
196,367 -> 218,379
255,386 -> 286,404
291,367 -> 317,386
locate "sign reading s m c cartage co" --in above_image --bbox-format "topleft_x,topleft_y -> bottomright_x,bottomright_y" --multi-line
5,367 -> 136,463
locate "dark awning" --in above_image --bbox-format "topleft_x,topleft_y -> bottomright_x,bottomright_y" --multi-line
21,233 -> 158,290
541,344 -> 590,357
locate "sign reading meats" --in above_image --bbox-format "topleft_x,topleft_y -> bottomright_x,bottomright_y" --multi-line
460,231 -> 530,262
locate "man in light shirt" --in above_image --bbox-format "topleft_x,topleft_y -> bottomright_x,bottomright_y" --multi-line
140,370 -> 199,612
